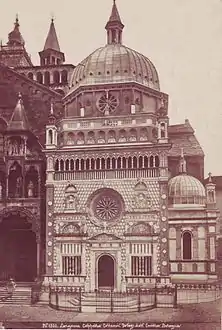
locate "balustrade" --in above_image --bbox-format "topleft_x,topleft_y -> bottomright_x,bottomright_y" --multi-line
54,168 -> 160,181
170,261 -> 216,273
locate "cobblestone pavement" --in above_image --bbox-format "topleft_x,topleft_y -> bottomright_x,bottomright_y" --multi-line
0,300 -> 220,329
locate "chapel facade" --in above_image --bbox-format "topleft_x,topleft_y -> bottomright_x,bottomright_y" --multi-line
0,1 -> 218,289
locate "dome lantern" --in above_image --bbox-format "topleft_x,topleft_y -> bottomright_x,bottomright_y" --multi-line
105,0 -> 124,45
168,149 -> 206,206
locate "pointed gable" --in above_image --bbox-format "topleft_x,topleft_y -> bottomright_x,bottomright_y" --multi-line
44,19 -> 60,52
8,93 -> 29,131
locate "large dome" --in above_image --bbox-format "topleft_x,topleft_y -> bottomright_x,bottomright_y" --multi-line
69,44 -> 160,92
168,174 -> 206,205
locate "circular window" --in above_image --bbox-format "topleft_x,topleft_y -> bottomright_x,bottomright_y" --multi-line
88,188 -> 124,225
97,94 -> 119,114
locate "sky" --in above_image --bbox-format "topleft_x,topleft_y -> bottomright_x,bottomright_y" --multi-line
0,0 -> 222,177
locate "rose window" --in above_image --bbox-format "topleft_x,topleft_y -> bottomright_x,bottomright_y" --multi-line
97,94 -> 119,114
89,188 -> 123,224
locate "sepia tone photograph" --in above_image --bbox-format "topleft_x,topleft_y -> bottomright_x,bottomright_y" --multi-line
0,0 -> 221,329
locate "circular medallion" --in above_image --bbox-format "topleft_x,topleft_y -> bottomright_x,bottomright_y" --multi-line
48,241 -> 52,247
162,216 -> 166,222
48,222 -> 52,227
162,205 -> 166,210
162,261 -> 167,266
48,201 -> 52,206
48,261 -> 52,267
88,188 -> 124,226
162,238 -> 167,243
97,93 -> 119,114
161,194 -> 167,200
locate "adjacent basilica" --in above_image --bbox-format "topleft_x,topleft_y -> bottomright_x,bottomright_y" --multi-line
0,1 -> 219,292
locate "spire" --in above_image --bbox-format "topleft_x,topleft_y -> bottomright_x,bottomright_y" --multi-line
179,148 -> 187,174
39,18 -> 65,66
105,0 -> 124,44
44,18 -> 60,52
108,0 -> 122,23
8,15 -> 25,46
8,93 -> 29,131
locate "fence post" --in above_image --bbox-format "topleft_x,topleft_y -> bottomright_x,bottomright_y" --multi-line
138,287 -> 141,312
110,289 -> 114,313
55,288 -> 59,310
49,284 -> 51,307
79,287 -> 82,313
174,284 -> 177,308
154,284 -> 157,308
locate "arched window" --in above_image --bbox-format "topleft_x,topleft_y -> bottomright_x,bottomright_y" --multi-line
86,159 -> 90,170
128,157 -> 132,169
60,159 -> 64,171
53,71 -> 60,84
183,232 -> 192,260
122,157 -> 127,169
70,159 -> 74,171
44,71 -> 50,85
80,159 -> 85,171
48,130 -> 53,144
96,158 -> 100,170
76,159 -> 80,171
155,156 -> 160,168
150,156 -> 154,168
52,56 -> 55,65
61,70 -> 68,84
117,157 -> 121,169
101,158 -> 106,170
112,158 -> 116,169
37,72 -> 43,84
133,156 -> 137,169
27,72 -> 33,80
144,156 -> 148,168
91,159 -> 95,170
107,158 -> 111,170
138,156 -> 143,169
65,159 -> 69,171
55,159 -> 59,171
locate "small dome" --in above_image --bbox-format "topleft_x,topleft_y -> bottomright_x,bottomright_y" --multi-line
168,174 -> 206,205
70,44 -> 160,91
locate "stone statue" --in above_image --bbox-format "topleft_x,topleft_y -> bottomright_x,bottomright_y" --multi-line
27,181 -> 34,197
15,176 -> 22,197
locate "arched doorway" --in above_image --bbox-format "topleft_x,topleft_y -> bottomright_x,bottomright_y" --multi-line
98,254 -> 115,288
0,212 -> 37,282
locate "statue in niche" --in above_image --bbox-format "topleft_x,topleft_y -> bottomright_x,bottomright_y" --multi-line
19,139 -> 25,155
67,135 -> 75,145
140,130 -> 148,141
132,182 -> 152,211
129,134 -> 137,142
76,136 -> 84,145
15,176 -> 22,198
65,193 -> 79,211
98,133 -> 105,144
119,133 -> 126,142
27,181 -> 34,198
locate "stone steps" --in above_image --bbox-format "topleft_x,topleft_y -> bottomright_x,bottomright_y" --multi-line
0,287 -> 31,305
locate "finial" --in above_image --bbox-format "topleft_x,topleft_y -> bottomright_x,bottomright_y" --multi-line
208,172 -> 212,183
15,13 -> 19,26
51,12 -> 54,23
18,92 -> 22,100
113,0 -> 116,4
